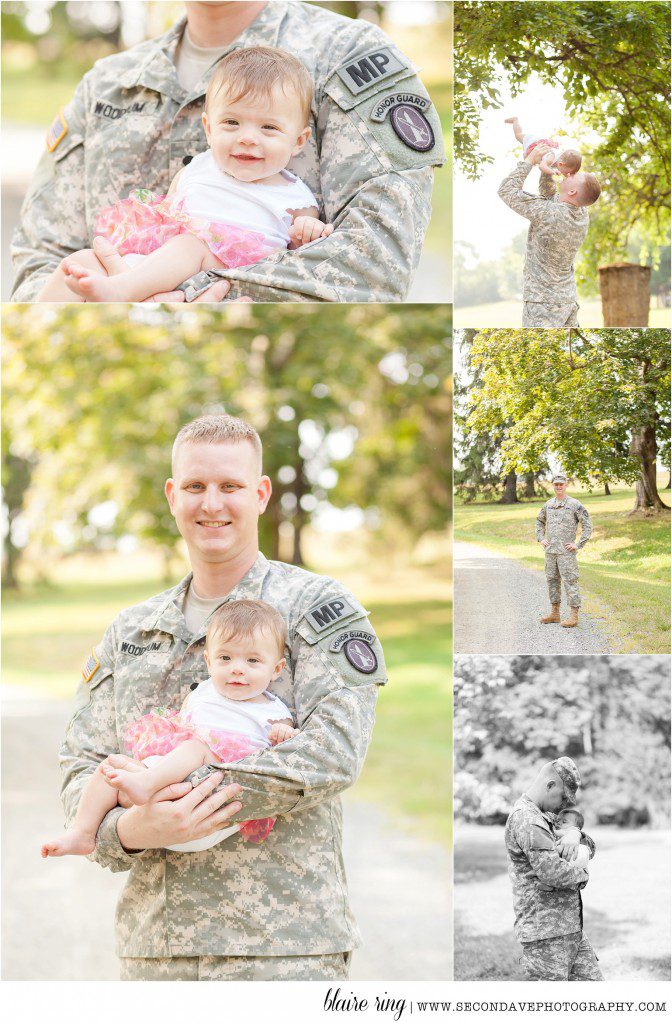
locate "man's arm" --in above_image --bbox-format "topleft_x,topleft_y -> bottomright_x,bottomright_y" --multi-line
521,822 -> 589,889
535,505 -> 547,543
538,169 -> 557,200
497,161 -> 549,225
11,80 -> 90,300
576,503 -> 593,548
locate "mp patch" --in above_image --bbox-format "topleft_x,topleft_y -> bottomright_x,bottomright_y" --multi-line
335,47 -> 407,96
330,629 -> 376,653
304,596 -> 357,633
81,649 -> 100,683
370,92 -> 431,123
46,110 -> 68,153
343,638 -> 378,675
390,104 -> 435,152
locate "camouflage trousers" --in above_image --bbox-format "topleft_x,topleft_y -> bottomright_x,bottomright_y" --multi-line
523,302 -> 579,328
119,951 -> 352,981
521,930 -> 603,981
545,551 -> 581,607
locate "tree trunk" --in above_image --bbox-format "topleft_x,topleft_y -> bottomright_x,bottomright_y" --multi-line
664,475 -> 671,491
500,470 -> 518,504
2,531 -> 20,589
523,472 -> 536,498
604,482 -> 611,496
629,424 -> 669,511
290,461 -> 308,566
598,263 -> 651,326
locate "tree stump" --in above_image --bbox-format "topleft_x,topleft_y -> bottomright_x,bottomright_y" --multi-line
598,263 -> 651,326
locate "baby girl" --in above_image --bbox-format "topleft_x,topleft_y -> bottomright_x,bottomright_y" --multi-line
38,46 -> 332,303
42,599 -> 298,857
537,807 -> 591,891
505,116 -> 582,178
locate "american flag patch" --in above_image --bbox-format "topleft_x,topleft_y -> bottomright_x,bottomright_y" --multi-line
46,110 -> 68,153
81,649 -> 100,683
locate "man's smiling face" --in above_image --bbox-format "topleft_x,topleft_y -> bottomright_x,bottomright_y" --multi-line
553,480 -> 568,501
165,440 -> 271,568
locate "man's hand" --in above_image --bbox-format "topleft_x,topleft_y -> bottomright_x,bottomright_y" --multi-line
147,280 -> 233,303
288,217 -> 334,248
115,768 -> 243,852
540,538 -> 550,548
526,143 -> 553,166
564,542 -> 578,552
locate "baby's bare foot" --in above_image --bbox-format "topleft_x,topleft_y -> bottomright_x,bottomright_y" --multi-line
102,765 -> 154,805
64,262 -> 127,302
504,117 -> 519,124
41,831 -> 96,858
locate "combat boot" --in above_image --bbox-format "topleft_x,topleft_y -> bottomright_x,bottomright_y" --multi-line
540,604 -> 560,624
561,607 -> 579,628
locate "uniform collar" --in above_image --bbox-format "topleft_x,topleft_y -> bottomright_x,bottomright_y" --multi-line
117,5 -> 288,102
141,552 -> 271,639
550,497 -> 568,508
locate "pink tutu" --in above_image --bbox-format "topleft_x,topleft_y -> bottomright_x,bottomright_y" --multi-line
95,188 -> 278,269
124,708 -> 275,844
523,137 -> 559,159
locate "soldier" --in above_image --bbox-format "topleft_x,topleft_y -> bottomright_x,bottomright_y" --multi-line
536,473 -> 592,628
59,413 -> 387,981
12,0 -> 446,303
497,145 -> 600,328
505,757 -> 603,981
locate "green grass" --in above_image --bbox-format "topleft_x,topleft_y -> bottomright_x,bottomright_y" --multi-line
2,564 -> 451,848
454,299 -> 671,329
1,61 -> 89,126
455,483 -> 670,654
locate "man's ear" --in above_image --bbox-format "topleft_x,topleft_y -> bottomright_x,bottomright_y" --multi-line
165,478 -> 176,515
257,475 -> 272,514
292,125 -> 311,156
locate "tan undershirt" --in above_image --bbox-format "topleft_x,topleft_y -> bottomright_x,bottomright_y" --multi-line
182,582 -> 227,636
174,27 -> 227,92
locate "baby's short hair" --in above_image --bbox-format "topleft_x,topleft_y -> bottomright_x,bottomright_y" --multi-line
558,807 -> 585,830
206,599 -> 286,658
576,172 -> 601,207
206,46 -> 313,125
558,148 -> 582,173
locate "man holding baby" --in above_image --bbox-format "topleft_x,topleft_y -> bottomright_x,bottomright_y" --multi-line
59,413 -> 387,980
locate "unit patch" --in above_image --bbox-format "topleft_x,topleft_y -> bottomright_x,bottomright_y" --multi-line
304,596 -> 357,633
335,47 -> 407,96
46,110 -> 68,153
390,104 -> 435,152
370,93 -> 431,123
329,630 -> 376,653
343,638 -> 378,674
81,649 -> 100,683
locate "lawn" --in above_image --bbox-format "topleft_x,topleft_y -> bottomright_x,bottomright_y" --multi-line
454,483 -> 670,654
454,299 -> 671,329
2,552 -> 452,848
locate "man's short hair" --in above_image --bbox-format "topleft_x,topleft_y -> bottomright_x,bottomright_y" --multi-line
575,172 -> 601,207
206,46 -> 313,125
172,414 -> 262,474
206,599 -> 286,658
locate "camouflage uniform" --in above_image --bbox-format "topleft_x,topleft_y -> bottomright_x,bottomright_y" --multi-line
505,789 -> 602,982
497,164 -> 588,327
12,2 -> 445,302
536,496 -> 592,608
60,553 -> 387,978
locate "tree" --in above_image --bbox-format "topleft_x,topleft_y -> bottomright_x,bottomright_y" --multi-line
464,328 -> 671,512
455,1 -> 671,289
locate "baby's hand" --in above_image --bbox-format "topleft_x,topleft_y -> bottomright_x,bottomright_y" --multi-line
288,216 -> 334,247
268,723 -> 299,745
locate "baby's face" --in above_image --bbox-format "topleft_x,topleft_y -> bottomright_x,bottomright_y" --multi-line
203,83 -> 310,184
556,811 -> 581,832
205,627 -> 285,701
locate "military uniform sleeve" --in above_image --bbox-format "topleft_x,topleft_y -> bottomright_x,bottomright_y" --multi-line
580,831 -> 596,859
538,171 -> 557,200
498,162 -> 549,225
220,39 -> 445,302
11,76 -> 90,300
215,587 -> 386,820
575,503 -> 593,548
519,821 -> 589,889
535,504 -> 547,542
59,622 -> 140,872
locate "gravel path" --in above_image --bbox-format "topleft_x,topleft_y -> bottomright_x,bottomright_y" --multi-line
454,541 -> 614,655
1,693 -> 451,981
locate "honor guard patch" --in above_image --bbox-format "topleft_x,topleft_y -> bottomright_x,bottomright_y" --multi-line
390,104 -> 435,152
330,630 -> 376,652
305,596 -> 357,632
370,93 -> 431,123
343,638 -> 378,674
335,47 -> 407,96
81,649 -> 100,683
46,110 -> 68,153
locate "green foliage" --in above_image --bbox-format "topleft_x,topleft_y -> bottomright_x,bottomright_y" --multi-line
454,1 -> 671,281
2,305 -> 451,580
454,655 -> 671,827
